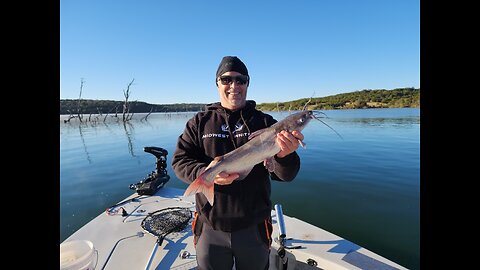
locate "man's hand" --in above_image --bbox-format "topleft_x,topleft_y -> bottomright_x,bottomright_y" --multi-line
276,130 -> 304,158
214,172 -> 239,185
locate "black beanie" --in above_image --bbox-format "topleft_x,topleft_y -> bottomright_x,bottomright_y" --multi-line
216,56 -> 249,79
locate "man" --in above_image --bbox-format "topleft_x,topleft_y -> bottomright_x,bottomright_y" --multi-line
171,56 -> 303,270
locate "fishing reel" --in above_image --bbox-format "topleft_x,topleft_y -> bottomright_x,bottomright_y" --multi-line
129,146 -> 170,196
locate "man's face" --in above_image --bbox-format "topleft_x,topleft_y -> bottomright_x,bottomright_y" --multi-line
216,71 -> 249,110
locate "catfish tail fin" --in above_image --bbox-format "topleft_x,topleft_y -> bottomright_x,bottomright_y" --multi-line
183,175 -> 215,206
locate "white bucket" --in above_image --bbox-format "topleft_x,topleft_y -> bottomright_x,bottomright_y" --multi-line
60,240 -> 97,270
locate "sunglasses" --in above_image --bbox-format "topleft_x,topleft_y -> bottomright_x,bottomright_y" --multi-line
218,75 -> 249,85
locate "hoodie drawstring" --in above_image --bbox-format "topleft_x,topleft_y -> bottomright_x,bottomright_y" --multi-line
222,109 -> 251,150
240,110 -> 251,135
223,109 -> 238,149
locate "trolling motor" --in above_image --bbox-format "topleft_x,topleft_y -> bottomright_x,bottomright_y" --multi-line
129,146 -> 170,196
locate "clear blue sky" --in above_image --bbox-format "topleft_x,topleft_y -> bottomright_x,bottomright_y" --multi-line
60,0 -> 419,105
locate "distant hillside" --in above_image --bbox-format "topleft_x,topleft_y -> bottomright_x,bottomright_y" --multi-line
256,87 -> 419,111
60,87 -> 419,115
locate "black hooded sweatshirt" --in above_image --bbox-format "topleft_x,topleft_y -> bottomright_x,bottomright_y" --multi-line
171,100 -> 300,232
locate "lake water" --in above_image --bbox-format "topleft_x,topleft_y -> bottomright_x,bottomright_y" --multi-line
60,108 -> 420,270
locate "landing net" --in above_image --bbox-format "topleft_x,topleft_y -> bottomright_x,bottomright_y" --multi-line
141,207 -> 192,244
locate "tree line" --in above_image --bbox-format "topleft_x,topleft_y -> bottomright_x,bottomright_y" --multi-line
255,87 -> 420,111
60,87 -> 419,116
60,99 -> 205,115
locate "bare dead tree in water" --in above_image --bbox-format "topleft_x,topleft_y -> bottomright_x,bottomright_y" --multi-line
77,78 -> 85,122
94,107 -> 103,122
112,105 -> 120,120
104,105 -> 119,122
128,101 -> 136,121
140,107 -> 154,121
64,110 -> 75,123
63,78 -> 86,123
122,78 -> 135,122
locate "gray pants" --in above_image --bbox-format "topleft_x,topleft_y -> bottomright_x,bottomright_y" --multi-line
195,220 -> 272,270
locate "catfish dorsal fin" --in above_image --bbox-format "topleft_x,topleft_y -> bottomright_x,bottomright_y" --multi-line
248,128 -> 268,140
205,156 -> 223,170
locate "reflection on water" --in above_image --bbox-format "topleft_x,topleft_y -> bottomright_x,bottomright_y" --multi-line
60,109 -> 420,270
122,121 -> 136,157
60,112 -> 197,162
336,116 -> 420,127
78,125 -> 91,163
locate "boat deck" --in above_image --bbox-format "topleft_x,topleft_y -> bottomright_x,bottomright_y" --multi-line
62,187 -> 408,270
